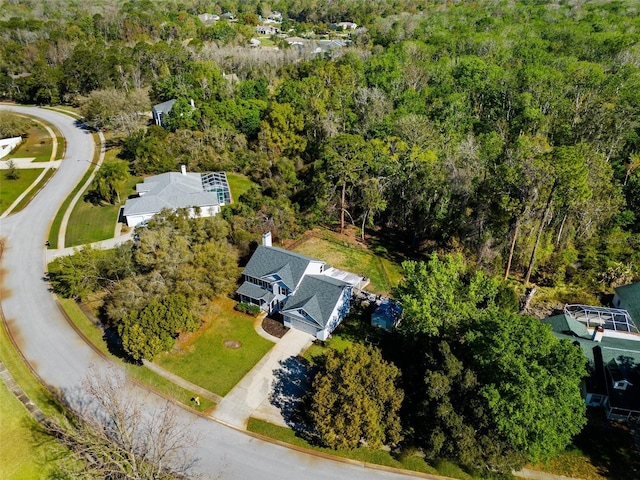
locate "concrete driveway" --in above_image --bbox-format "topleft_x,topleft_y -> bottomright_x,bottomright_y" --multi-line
213,328 -> 314,428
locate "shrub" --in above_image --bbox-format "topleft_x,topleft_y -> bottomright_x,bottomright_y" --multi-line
236,302 -> 261,316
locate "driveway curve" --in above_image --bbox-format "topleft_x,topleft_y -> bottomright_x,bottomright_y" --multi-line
0,106 -> 425,480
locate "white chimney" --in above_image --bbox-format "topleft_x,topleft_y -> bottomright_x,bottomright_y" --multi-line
592,325 -> 605,342
181,165 -> 187,175
262,231 -> 272,247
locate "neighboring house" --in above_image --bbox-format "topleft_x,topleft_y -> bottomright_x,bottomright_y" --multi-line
236,232 -> 366,340
198,13 -> 219,24
152,99 -> 176,127
543,300 -> 640,421
313,39 -> 349,54
284,36 -> 305,46
123,167 -> 230,227
0,136 -> 21,160
256,25 -> 279,35
336,21 -> 358,30
267,11 -> 283,22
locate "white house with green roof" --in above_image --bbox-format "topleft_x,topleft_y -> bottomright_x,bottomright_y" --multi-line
236,232 -> 365,340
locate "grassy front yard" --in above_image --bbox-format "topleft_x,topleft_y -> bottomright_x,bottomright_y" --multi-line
58,298 -> 215,412
0,384 -> 59,480
0,168 -> 46,215
6,122 -> 54,162
291,233 -> 403,296
155,297 -> 274,397
247,418 -> 441,476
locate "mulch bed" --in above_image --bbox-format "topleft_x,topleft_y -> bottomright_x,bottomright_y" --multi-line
262,317 -> 289,338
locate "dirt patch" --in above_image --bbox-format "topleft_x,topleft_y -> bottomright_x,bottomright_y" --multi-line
262,317 -> 289,338
223,339 -> 242,349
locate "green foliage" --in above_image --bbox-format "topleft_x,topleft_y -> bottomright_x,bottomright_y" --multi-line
86,161 -> 130,204
395,254 -> 587,473
309,343 -> 403,450
4,159 -> 20,180
0,111 -> 30,138
119,293 -> 198,361
235,302 -> 261,315
396,253 -> 500,336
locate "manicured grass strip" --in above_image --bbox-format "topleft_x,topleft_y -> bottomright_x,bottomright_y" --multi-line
0,381 -> 61,480
155,297 -> 273,397
292,235 -> 403,295
57,298 -> 214,412
226,172 -> 255,203
0,169 -> 45,215
55,136 -> 65,160
247,418 -> 439,476
47,168 -> 92,249
10,169 -> 55,214
48,132 -> 101,249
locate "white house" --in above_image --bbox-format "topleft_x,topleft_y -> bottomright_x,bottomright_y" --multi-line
0,136 -> 22,160
236,232 -> 365,340
336,21 -> 358,30
256,25 -> 279,35
123,168 -> 230,227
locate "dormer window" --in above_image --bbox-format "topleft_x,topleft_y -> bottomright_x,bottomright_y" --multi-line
613,380 -> 632,391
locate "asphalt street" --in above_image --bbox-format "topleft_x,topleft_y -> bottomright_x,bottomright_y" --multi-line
0,105 -> 426,480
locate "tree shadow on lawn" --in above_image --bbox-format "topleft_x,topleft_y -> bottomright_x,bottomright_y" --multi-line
571,408 -> 640,480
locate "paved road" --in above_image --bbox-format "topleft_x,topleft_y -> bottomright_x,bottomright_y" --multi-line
0,106 -> 427,480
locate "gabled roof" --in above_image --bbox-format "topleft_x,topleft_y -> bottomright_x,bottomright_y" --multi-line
241,245 -> 321,291
152,99 -> 176,115
282,275 -> 349,328
123,172 -> 222,217
615,282 -> 640,324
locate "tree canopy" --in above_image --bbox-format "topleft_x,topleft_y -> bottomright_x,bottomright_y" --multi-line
308,343 -> 403,450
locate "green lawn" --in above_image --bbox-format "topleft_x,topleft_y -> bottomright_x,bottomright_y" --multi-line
0,384 -> 59,479
65,151 -> 140,246
10,169 -> 55,214
155,297 -> 274,397
226,172 -> 255,203
7,123 -> 54,162
292,234 -> 403,295
247,418 -> 441,476
57,298 -> 215,412
0,169 -> 46,215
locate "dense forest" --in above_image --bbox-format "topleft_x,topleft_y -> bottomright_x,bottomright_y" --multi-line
6,0 -> 640,475
3,1 -> 639,300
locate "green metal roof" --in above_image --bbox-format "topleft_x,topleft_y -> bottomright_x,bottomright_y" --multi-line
614,282 -> 640,325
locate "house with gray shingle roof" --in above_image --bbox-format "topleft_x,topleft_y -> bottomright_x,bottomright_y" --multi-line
152,99 -> 176,127
237,232 -> 364,340
123,167 -> 230,227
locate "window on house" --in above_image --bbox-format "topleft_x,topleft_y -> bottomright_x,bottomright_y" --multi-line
279,286 -> 288,296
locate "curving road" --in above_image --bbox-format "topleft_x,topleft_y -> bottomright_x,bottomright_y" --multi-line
0,106 -> 424,480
